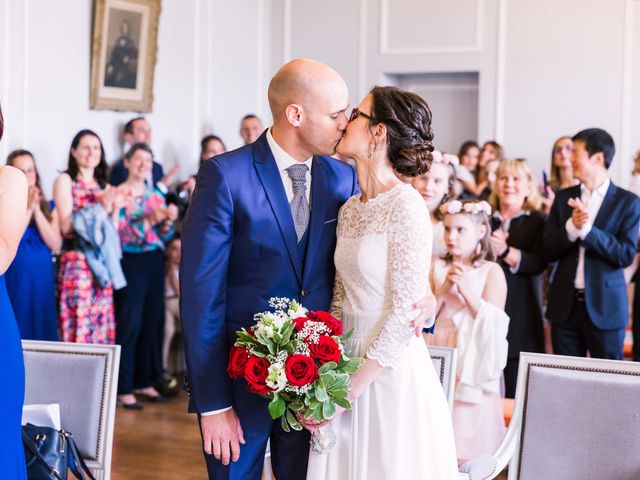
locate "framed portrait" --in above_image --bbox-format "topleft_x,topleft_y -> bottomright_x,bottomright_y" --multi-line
90,0 -> 161,112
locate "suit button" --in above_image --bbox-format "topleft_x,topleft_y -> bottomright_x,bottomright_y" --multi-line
301,289 -> 308,297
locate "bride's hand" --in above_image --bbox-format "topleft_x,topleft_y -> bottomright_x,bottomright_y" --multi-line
410,288 -> 437,336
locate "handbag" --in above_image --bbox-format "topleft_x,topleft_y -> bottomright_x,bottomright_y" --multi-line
22,423 -> 95,480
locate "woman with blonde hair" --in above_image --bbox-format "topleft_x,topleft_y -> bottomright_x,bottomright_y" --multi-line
489,159 -> 547,397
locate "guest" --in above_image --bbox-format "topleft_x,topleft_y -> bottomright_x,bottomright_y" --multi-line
163,236 -> 181,378
109,117 -> 179,190
115,143 -> 177,409
456,141 -> 481,198
411,151 -> 457,258
5,150 -> 61,340
426,199 -> 508,463
541,136 -> 578,212
479,140 -> 504,169
544,128 -> 640,360
478,158 -> 501,201
458,140 -> 480,174
628,149 -> 640,361
239,114 -> 263,145
489,159 -> 547,397
54,129 -> 125,344
458,141 -> 502,198
183,135 -> 228,199
0,104 -> 29,480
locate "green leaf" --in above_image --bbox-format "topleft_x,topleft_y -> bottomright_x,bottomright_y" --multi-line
286,408 -> 303,431
334,397 -> 352,409
322,400 -> 336,419
340,328 -> 355,342
318,362 -> 338,374
268,395 -> 286,419
313,404 -> 325,422
342,357 -> 365,374
315,385 -> 329,402
280,413 -> 290,433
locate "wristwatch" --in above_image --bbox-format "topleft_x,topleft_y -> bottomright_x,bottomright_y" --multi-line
498,246 -> 511,260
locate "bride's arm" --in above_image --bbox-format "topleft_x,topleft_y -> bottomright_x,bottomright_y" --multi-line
348,192 -> 431,401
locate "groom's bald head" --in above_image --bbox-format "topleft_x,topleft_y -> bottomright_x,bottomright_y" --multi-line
268,59 -> 348,122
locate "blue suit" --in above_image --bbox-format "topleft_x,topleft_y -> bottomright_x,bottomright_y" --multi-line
180,132 -> 358,479
544,182 -> 640,358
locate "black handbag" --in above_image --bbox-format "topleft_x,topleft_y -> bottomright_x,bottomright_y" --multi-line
22,424 -> 95,480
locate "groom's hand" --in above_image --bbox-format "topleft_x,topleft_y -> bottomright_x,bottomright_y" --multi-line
201,408 -> 245,465
411,289 -> 437,336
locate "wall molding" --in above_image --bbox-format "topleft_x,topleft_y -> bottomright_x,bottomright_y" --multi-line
494,0 -> 507,142
357,0 -> 368,100
619,0 -> 636,180
282,0 -> 292,62
1,0 -> 9,162
379,0 -> 484,55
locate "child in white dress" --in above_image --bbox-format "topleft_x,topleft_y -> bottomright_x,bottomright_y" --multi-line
425,199 -> 509,463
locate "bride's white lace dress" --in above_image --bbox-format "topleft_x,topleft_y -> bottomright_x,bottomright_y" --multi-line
307,184 -> 459,479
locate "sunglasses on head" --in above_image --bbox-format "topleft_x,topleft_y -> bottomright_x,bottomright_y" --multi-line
348,108 -> 377,123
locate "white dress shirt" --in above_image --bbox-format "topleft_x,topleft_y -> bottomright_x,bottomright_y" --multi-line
201,128 -> 313,417
565,177 -> 611,289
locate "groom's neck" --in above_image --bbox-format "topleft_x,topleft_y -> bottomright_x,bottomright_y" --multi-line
271,124 -> 312,162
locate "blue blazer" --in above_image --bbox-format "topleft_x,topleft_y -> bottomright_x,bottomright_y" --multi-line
180,132 -> 358,414
543,182 -> 640,330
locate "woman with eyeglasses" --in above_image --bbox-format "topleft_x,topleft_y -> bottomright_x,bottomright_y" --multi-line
0,104 -> 30,479
489,159 -> 547,397
306,86 -> 458,479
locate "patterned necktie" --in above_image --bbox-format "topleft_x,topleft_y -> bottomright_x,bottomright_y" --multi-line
286,163 -> 310,242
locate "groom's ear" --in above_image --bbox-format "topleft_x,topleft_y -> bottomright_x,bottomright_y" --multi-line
285,104 -> 303,127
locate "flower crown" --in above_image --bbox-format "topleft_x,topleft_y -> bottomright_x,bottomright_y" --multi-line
432,151 -> 459,166
439,200 -> 492,216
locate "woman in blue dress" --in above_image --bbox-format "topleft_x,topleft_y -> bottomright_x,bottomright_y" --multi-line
6,149 -> 61,340
0,105 -> 30,479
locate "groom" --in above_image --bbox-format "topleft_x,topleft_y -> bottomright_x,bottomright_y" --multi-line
180,59 -> 357,479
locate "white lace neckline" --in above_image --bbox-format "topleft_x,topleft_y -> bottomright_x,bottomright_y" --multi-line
356,183 -> 411,207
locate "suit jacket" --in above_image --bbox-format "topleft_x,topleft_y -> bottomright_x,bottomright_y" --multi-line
179,131 -> 358,414
109,158 -> 164,186
544,182 -> 640,330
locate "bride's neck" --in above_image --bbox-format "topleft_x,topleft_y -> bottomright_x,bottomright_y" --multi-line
356,154 -> 404,202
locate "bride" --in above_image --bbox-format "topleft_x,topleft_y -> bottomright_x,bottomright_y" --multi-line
305,86 -> 459,479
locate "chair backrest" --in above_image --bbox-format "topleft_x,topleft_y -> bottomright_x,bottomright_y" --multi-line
508,353 -> 640,480
22,340 -> 120,480
427,345 -> 457,409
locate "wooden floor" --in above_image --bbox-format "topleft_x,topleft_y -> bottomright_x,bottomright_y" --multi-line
112,391 -> 206,479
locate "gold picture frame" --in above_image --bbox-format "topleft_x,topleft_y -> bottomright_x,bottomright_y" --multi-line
90,0 -> 161,112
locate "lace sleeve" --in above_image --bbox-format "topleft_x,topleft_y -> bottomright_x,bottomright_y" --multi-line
330,273 -> 345,321
367,190 -> 432,368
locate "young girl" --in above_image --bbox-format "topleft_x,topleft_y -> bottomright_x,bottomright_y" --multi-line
115,143 -> 178,408
411,152 -> 457,257
425,199 -> 509,463
163,236 -> 181,380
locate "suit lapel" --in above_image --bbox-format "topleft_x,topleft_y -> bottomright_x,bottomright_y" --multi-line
302,157 -> 329,282
253,135 -> 302,285
592,182 -> 617,229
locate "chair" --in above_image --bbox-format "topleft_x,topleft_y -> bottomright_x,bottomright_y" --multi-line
427,345 -> 457,409
22,340 -> 121,480
459,352 -> 640,479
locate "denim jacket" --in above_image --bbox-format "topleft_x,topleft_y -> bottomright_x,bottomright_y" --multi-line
72,204 -> 127,290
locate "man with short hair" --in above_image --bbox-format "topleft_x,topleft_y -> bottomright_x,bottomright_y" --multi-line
239,114 -> 263,145
109,117 -> 177,188
544,128 -> 640,360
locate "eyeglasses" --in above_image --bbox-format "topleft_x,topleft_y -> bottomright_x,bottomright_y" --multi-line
348,107 -> 377,123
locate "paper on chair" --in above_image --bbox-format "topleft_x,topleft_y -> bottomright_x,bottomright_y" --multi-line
22,403 -> 61,430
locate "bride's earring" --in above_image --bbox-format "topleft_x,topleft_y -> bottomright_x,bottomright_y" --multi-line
475,242 -> 482,256
368,144 -> 375,161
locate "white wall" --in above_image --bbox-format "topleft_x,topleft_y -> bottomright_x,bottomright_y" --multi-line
2,0 -> 639,193
0,0 -> 270,196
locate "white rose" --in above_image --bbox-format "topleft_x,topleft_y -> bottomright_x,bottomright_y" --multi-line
266,364 -> 287,392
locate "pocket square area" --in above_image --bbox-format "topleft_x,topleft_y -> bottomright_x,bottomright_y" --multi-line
324,218 -> 337,224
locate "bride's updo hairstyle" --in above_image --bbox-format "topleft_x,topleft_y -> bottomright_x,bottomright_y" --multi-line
369,86 -> 435,177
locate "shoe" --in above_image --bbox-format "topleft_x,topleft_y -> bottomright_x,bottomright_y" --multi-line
136,392 -> 168,403
117,400 -> 143,410
154,372 -> 179,397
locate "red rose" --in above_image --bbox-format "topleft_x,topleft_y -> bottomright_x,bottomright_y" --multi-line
308,336 -> 341,365
244,356 -> 272,395
227,346 -> 250,379
292,316 -> 309,331
285,354 -> 318,387
308,311 -> 343,336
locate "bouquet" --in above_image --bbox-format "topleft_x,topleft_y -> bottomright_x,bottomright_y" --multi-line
227,297 -> 364,452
